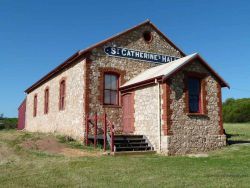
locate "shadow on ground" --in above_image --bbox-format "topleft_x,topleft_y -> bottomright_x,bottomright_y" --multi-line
226,133 -> 250,145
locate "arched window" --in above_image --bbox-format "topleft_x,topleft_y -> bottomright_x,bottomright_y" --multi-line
33,94 -> 37,117
104,73 -> 119,105
44,88 -> 49,114
59,80 -> 66,110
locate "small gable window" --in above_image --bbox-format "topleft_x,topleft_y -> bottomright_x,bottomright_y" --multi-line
188,77 -> 201,113
143,31 -> 153,43
59,80 -> 66,110
104,73 -> 119,105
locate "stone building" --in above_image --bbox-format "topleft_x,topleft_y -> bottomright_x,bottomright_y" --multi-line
18,20 -> 229,155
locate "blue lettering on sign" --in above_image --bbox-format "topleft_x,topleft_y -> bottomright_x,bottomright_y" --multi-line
104,46 -> 179,64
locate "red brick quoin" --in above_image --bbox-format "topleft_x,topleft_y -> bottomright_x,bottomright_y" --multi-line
161,80 -> 173,135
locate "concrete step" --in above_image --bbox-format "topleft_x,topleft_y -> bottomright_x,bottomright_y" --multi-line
112,150 -> 156,156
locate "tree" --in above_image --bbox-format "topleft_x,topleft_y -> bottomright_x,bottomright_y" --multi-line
223,98 -> 250,123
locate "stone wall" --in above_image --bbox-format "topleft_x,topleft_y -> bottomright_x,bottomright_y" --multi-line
25,58 -> 86,140
88,23 -> 183,130
166,60 -> 226,155
134,85 -> 159,150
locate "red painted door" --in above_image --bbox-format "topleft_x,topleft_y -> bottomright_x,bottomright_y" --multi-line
122,93 -> 134,133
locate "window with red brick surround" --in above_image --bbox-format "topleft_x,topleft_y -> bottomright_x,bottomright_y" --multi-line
98,68 -> 126,107
184,72 -> 207,115
104,73 -> 119,105
188,77 -> 201,113
33,94 -> 37,117
44,88 -> 49,114
59,79 -> 66,110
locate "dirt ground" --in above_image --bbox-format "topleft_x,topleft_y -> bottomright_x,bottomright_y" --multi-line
21,136 -> 102,157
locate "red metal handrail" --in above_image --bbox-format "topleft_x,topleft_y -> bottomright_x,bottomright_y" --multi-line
85,113 -> 115,152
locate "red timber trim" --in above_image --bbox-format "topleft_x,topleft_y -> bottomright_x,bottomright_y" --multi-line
44,86 -> 49,114
163,56 -> 229,88
120,76 -> 162,92
84,57 -> 91,117
131,91 -> 135,132
201,78 -> 208,115
161,80 -> 172,135
33,94 -> 38,117
78,20 -> 185,57
98,67 -> 126,107
59,77 -> 66,111
25,20 -> 186,94
25,52 -> 80,93
184,72 -> 208,116
217,83 -> 224,135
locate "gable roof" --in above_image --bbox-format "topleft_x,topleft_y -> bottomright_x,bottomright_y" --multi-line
120,53 -> 229,89
25,20 -> 185,93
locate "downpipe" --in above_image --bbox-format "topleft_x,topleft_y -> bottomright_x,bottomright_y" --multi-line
155,79 -> 161,152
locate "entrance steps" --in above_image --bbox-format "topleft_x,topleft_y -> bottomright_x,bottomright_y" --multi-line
112,150 -> 156,156
113,135 -> 154,153
87,134 -> 155,154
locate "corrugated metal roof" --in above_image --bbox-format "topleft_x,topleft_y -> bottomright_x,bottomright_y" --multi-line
121,53 -> 198,88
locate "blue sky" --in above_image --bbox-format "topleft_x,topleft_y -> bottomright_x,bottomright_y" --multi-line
1,0 -> 249,117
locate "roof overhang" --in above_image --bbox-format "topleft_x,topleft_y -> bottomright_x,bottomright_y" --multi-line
120,53 -> 229,91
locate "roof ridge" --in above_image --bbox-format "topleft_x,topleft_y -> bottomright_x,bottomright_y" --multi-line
79,19 -> 151,55
25,20 -> 186,93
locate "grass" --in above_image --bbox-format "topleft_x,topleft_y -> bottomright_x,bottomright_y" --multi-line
0,123 -> 249,187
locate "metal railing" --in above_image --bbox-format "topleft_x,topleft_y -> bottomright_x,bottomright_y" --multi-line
85,113 -> 115,152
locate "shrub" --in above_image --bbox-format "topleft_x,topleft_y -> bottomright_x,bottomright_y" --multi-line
0,118 -> 18,130
223,98 -> 250,123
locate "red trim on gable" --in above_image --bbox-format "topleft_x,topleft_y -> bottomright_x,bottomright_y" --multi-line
149,22 -> 185,56
25,52 -> 80,93
25,20 -> 185,94
163,55 -> 229,88
79,20 -> 185,57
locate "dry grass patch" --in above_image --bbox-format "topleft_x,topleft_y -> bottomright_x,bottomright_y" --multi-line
20,134 -> 102,157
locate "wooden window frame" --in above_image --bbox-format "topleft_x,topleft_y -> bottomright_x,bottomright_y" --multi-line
59,78 -> 66,111
103,72 -> 119,106
44,87 -> 49,114
98,68 -> 126,108
33,94 -> 37,117
184,72 -> 208,116
188,77 -> 202,113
